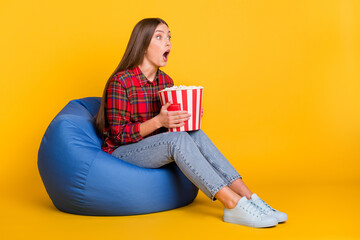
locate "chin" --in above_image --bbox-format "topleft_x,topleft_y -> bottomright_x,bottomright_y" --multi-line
154,59 -> 168,68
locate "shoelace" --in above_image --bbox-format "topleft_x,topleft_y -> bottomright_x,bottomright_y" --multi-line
242,200 -> 266,217
253,198 -> 275,214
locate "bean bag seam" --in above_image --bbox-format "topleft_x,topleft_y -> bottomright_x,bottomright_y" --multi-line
81,150 -> 103,213
55,115 -> 101,147
63,118 -> 99,213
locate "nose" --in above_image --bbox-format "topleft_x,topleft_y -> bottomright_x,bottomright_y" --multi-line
165,38 -> 171,47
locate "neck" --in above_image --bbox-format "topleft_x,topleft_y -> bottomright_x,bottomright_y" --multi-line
138,61 -> 158,82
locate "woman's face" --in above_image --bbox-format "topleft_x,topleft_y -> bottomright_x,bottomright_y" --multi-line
143,23 -> 171,68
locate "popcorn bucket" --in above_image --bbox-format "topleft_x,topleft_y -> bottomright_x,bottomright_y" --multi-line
158,86 -> 204,132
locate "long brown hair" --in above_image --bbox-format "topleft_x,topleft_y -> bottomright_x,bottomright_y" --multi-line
94,18 -> 169,140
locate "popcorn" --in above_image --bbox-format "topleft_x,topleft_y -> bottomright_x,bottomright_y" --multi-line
158,85 -> 204,132
160,85 -> 203,91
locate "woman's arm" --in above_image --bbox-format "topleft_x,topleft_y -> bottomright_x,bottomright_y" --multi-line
139,101 -> 191,138
106,77 -> 144,144
108,74 -> 191,139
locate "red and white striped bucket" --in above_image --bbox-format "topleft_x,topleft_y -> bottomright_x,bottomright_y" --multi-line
158,86 -> 204,132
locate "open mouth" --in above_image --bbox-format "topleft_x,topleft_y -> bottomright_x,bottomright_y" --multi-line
163,50 -> 170,61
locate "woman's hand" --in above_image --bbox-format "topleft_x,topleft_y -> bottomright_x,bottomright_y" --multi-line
156,102 -> 191,129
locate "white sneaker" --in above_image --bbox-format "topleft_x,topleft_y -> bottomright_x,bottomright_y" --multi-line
223,196 -> 278,228
250,193 -> 288,223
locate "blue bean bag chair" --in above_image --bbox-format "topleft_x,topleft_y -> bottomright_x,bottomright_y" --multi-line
37,97 -> 198,216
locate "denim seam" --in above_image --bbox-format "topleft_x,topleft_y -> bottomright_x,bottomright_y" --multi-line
118,141 -> 168,159
170,141 -> 216,191
228,175 -> 242,186
191,136 -> 233,182
210,182 -> 228,200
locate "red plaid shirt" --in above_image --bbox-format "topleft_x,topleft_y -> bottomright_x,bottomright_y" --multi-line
102,65 -> 174,154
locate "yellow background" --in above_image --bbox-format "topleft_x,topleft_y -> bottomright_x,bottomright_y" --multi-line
1,0 -> 359,239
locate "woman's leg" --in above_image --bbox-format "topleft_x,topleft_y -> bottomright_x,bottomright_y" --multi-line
214,186 -> 241,209
229,178 -> 253,200
187,130 -> 251,197
111,131 -> 241,207
111,131 -> 282,227
186,130 -> 287,224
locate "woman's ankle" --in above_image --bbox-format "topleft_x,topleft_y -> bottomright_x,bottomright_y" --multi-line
215,186 -> 241,209
226,198 -> 240,209
229,178 -> 253,200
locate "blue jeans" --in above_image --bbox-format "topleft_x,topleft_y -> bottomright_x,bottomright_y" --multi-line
111,129 -> 242,201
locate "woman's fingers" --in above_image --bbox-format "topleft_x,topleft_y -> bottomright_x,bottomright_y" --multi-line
169,122 -> 186,128
162,101 -> 172,110
167,110 -> 190,116
171,113 -> 190,121
163,110 -> 191,128
168,111 -> 190,119
167,111 -> 190,126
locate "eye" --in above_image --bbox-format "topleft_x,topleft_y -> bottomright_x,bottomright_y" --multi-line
156,35 -> 161,40
168,36 -> 171,40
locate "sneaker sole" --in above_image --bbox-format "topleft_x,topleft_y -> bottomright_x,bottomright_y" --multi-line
276,215 -> 288,223
223,215 -> 278,228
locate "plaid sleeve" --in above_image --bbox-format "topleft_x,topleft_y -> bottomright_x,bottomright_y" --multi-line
106,76 -> 143,145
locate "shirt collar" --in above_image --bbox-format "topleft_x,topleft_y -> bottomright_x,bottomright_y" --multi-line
132,65 -> 160,87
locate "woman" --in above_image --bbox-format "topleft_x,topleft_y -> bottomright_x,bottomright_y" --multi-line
95,18 -> 287,228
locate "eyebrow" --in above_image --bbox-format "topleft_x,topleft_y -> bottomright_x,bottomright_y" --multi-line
155,30 -> 171,33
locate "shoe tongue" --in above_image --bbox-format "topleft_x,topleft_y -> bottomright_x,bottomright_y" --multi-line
251,193 -> 260,200
238,196 -> 249,205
